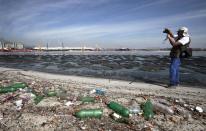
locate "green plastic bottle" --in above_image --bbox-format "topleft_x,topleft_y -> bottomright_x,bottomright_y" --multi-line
108,101 -> 130,117
75,109 -> 103,119
143,99 -> 154,120
0,83 -> 27,93
34,95 -> 44,105
46,91 -> 57,97
80,96 -> 95,103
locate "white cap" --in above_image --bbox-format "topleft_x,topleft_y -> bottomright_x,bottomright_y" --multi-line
178,27 -> 189,36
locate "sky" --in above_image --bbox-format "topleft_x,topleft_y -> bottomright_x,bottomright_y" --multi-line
0,0 -> 206,48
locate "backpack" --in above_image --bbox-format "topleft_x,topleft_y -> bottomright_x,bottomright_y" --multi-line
180,38 -> 192,58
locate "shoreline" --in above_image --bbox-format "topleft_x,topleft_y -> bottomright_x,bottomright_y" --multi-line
0,67 -> 205,100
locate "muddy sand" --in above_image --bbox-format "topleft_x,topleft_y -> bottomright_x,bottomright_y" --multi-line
0,67 -> 205,131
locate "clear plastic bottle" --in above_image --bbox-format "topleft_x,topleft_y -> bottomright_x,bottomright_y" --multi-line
129,107 -> 141,114
90,88 -> 106,95
129,99 -> 141,114
152,100 -> 174,115
177,108 -> 192,120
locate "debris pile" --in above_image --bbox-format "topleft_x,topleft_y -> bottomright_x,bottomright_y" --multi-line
0,71 -> 205,131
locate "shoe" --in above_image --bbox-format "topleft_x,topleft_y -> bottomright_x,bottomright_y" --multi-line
167,84 -> 177,89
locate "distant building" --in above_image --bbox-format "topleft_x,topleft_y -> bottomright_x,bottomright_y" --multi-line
16,42 -> 24,49
4,42 -> 14,49
0,41 -> 24,50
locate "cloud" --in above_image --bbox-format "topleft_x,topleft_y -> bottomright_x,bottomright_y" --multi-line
0,0 -> 206,48
24,8 -> 206,39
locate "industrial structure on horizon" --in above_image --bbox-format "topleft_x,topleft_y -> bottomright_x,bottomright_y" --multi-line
0,40 -> 24,51
33,46 -> 97,51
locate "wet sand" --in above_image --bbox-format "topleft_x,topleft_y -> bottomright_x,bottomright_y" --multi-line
0,53 -> 206,87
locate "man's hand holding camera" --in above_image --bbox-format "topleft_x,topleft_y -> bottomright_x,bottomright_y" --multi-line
163,28 -> 173,38
163,28 -> 178,46
163,28 -> 170,34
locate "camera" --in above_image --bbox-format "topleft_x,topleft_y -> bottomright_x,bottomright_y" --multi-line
163,28 -> 170,34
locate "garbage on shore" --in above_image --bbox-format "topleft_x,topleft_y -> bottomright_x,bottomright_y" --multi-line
0,77 -> 205,131
75,109 -> 103,119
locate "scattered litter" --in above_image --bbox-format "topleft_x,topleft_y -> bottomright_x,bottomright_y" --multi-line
80,126 -> 87,130
129,106 -> 141,114
177,107 -> 192,120
89,89 -> 96,94
90,88 -> 106,95
2,93 -> 17,103
111,112 -> 122,120
19,93 -> 36,101
152,100 -> 174,115
195,106 -> 203,113
129,99 -> 142,115
46,91 -> 57,97
0,73 -> 205,130
143,99 -> 154,120
0,83 -> 27,93
183,104 -> 189,107
65,101 -> 74,106
75,109 -> 103,119
15,99 -> 23,110
80,96 -> 95,103
34,95 -> 44,105
107,101 -> 130,117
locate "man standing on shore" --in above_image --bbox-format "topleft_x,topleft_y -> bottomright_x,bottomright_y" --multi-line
164,27 -> 190,88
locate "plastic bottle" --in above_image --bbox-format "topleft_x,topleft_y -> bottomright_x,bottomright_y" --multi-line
0,83 -> 27,93
46,91 -> 57,97
55,88 -> 68,99
95,89 -> 105,95
89,89 -> 96,94
129,107 -> 141,114
107,101 -> 130,117
195,106 -> 203,113
177,108 -> 192,120
143,99 -> 154,120
75,109 -> 103,119
152,101 -> 174,115
34,95 -> 44,105
90,88 -> 106,95
111,112 -> 122,120
15,99 -> 23,110
80,96 -> 95,103
129,99 -> 141,114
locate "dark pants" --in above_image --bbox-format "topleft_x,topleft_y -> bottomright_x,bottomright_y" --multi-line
170,58 -> 181,86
